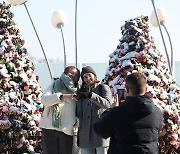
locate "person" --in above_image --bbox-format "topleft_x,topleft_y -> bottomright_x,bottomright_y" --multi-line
76,66 -> 113,154
94,72 -> 163,154
39,66 -> 80,154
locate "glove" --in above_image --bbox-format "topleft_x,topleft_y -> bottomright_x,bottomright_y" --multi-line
76,91 -> 92,100
79,84 -> 90,93
76,84 -> 92,100
75,92 -> 83,100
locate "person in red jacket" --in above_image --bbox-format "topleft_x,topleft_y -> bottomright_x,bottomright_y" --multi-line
94,72 -> 163,154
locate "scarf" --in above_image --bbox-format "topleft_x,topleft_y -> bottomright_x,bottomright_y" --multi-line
51,73 -> 78,128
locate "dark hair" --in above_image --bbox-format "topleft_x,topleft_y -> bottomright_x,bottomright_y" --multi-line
64,66 -> 80,84
125,72 -> 147,95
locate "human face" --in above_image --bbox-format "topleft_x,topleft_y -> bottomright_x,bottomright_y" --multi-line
83,73 -> 96,85
67,68 -> 79,83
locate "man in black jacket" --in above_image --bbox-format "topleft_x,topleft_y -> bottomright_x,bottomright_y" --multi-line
94,72 -> 163,154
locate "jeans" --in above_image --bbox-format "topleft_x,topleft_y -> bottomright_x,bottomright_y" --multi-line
81,147 -> 108,154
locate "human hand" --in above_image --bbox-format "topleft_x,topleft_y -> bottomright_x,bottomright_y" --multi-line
75,84 -> 92,100
63,93 -> 77,101
78,84 -> 90,93
75,91 -> 92,100
73,120 -> 79,128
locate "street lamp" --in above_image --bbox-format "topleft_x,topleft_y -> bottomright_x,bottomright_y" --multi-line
150,7 -> 173,73
51,10 -> 67,69
7,0 -> 54,79
150,0 -> 172,75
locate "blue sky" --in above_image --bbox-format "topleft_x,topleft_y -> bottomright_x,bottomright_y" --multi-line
6,0 -> 180,64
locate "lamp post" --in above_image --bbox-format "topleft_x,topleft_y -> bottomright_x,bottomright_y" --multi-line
150,7 -> 173,74
7,0 -> 53,79
150,0 -> 172,75
51,10 -> 67,70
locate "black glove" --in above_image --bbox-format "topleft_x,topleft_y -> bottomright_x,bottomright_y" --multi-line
76,84 -> 92,100
76,91 -> 92,100
79,84 -> 90,93
75,92 -> 83,100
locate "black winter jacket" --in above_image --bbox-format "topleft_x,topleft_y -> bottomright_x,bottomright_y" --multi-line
94,93 -> 163,154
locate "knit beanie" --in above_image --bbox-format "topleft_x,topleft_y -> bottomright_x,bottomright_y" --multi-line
81,66 -> 96,79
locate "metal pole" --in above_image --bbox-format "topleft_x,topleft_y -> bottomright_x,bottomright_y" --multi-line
161,22 -> 173,73
150,0 -> 172,75
75,0 -> 78,67
23,3 -> 53,79
60,26 -> 66,69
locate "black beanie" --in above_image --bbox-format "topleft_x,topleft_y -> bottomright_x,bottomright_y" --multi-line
81,66 -> 96,79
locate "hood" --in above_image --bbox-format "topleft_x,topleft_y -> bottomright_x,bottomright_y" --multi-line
123,93 -> 154,116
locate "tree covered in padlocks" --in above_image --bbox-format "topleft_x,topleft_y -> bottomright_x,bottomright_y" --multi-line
103,15 -> 180,154
0,1 -> 43,153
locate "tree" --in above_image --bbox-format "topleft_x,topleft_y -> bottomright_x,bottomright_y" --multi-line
0,1 -> 43,153
103,15 -> 180,153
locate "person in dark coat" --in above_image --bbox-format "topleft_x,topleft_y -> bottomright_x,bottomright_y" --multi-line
94,72 -> 163,154
76,66 -> 113,154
